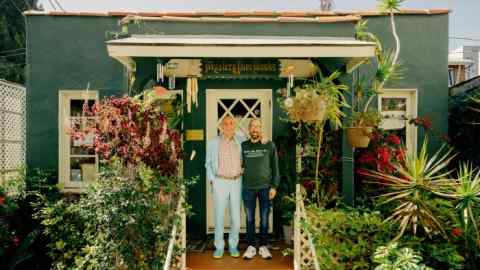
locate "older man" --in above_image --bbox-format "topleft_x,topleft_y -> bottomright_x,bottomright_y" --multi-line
205,115 -> 245,259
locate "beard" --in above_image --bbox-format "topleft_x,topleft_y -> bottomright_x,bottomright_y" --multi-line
250,132 -> 260,140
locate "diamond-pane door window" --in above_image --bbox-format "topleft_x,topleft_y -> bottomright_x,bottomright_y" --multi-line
217,98 -> 261,137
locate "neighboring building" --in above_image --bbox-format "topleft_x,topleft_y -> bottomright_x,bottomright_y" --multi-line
24,9 -> 449,239
448,46 -> 480,86
449,75 -> 480,167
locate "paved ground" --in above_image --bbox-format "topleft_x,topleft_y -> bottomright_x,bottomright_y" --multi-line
187,250 -> 293,270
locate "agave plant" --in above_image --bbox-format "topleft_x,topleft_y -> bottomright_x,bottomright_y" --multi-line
433,163 -> 480,242
360,138 -> 456,240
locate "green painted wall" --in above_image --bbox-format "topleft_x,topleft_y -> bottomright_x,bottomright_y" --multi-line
25,13 -> 449,237
25,16 -> 127,170
365,14 -> 450,151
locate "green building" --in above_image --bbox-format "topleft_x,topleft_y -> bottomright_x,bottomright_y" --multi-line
25,9 -> 449,239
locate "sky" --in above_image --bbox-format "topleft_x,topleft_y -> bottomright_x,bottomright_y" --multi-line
37,0 -> 480,50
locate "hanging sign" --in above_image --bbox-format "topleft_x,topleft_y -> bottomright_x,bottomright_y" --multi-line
201,59 -> 279,79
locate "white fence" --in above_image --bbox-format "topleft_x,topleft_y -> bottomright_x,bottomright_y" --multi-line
0,80 -> 26,181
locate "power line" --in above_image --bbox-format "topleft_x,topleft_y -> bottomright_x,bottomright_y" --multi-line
0,48 -> 25,54
47,0 -> 56,10
22,0 -> 32,10
0,52 -> 25,58
6,0 -> 25,17
450,36 -> 480,42
52,0 -> 65,12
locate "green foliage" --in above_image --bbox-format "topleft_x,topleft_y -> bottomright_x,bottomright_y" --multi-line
360,138 -> 456,240
306,206 -> 397,269
378,0 -> 405,13
0,0 -> 41,83
347,109 -> 382,128
372,242 -> 432,270
37,161 -> 185,270
402,235 -> 465,270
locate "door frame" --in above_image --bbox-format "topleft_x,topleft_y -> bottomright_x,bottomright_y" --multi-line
205,89 -> 273,234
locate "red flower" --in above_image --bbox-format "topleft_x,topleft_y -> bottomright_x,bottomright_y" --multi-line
377,147 -> 390,164
13,236 -> 21,247
452,227 -> 462,237
302,180 -> 315,191
395,149 -> 406,162
358,153 -> 375,165
386,134 -> 401,145
0,196 -> 5,205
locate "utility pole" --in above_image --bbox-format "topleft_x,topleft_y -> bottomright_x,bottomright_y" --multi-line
320,0 -> 334,11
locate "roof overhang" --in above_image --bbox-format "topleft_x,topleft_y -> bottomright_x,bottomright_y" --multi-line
106,35 -> 376,70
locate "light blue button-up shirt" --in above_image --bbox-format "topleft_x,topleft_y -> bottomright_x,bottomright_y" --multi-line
205,133 -> 247,184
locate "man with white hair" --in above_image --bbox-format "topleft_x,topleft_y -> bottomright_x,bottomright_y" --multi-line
205,115 -> 244,259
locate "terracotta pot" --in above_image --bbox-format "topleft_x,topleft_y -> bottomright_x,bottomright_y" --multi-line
346,127 -> 373,148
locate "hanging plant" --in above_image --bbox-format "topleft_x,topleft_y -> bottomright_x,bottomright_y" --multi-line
280,71 -> 349,205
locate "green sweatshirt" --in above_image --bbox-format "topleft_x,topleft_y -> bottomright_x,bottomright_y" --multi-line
241,140 -> 280,190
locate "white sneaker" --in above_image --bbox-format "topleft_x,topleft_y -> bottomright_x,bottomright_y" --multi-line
243,245 -> 256,260
259,246 -> 272,259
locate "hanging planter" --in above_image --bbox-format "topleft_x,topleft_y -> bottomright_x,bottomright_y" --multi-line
345,110 -> 381,148
346,127 -> 373,148
283,89 -> 328,124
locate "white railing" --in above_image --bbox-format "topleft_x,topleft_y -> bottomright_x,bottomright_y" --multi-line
294,184 -> 320,270
163,187 -> 186,270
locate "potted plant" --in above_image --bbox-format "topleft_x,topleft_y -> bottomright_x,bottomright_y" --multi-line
345,110 -> 381,148
345,8 -> 403,148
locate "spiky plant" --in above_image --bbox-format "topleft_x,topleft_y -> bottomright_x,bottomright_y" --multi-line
434,163 -> 480,242
360,138 -> 456,240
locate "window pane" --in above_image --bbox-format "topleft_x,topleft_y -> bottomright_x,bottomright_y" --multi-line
71,99 -> 95,117
381,97 -> 406,112
70,157 -> 96,182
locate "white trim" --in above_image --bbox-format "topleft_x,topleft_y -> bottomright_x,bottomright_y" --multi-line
108,44 -> 375,59
378,89 -> 418,155
58,90 -> 99,192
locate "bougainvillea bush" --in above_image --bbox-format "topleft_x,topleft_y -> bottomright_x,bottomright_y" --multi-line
72,95 -> 182,176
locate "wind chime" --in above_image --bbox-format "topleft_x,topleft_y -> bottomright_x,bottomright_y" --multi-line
166,62 -> 178,90
286,65 -> 295,97
186,76 -> 198,113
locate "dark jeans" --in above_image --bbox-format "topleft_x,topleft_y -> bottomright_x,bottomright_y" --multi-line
242,188 -> 270,247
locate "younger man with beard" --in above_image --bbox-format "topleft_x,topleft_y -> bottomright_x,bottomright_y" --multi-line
241,118 -> 279,260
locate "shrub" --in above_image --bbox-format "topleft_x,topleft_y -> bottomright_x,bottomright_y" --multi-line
306,206 -> 397,269
37,161 -> 184,270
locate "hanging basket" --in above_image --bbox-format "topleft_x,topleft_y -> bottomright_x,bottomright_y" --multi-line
346,127 -> 373,148
285,94 -> 327,123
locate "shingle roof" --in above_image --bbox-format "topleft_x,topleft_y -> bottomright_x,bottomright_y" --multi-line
24,9 -> 449,23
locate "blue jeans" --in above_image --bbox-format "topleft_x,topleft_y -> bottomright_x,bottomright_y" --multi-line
242,188 -> 270,246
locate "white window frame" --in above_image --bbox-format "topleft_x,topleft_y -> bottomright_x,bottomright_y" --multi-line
58,90 -> 99,192
378,89 -> 418,156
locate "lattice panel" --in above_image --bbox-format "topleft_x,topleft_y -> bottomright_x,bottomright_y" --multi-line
3,113 -> 24,141
1,84 -> 25,114
0,80 -> 26,178
1,143 -> 24,171
294,184 -> 320,270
